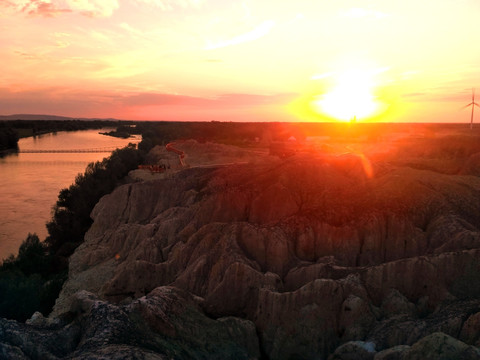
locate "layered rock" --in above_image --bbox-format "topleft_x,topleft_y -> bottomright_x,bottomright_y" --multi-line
330,333 -> 480,360
1,287 -> 259,359
43,146 -> 480,358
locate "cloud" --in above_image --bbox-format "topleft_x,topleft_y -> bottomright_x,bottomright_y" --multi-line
0,87 -> 115,117
401,90 -> 470,104
121,93 -> 212,107
55,40 -> 70,48
134,0 -> 203,11
118,22 -> 148,39
3,0 -> 201,17
65,0 -> 119,17
215,93 -> 295,106
9,0 -> 72,17
2,0 -> 118,17
31,1 -> 72,16
205,20 -> 275,50
88,30 -> 111,42
402,92 -> 426,99
0,87 -> 297,120
54,32 -> 71,37
14,50 -> 40,60
121,91 -> 296,108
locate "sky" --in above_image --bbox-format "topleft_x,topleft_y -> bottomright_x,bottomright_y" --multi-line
1,0 -> 480,122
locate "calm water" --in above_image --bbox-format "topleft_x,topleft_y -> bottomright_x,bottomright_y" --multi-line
0,129 -> 141,260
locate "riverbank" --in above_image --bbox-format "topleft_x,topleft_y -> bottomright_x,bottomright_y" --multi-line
99,130 -> 132,139
0,127 -> 19,152
2,119 -> 141,139
0,149 -> 18,159
0,129 -> 141,259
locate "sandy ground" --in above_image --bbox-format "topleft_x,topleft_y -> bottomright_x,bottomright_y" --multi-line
129,130 -> 480,182
129,140 -> 270,181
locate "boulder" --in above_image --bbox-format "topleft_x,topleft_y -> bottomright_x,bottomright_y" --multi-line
403,332 -> 480,360
373,345 -> 409,360
339,295 -> 376,341
328,341 -> 376,360
380,289 -> 416,318
460,312 -> 480,346
367,300 -> 480,350
1,287 -> 260,360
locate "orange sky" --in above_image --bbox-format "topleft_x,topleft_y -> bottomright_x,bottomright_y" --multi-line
1,0 -> 480,122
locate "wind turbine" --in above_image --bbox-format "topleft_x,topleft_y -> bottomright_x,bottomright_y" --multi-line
463,88 -> 480,129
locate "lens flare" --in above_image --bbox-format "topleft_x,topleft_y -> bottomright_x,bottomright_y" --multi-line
312,69 -> 386,121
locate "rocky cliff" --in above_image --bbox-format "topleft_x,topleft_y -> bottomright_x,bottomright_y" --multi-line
3,140 -> 480,359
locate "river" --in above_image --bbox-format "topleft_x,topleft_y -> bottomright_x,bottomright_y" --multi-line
0,129 -> 141,260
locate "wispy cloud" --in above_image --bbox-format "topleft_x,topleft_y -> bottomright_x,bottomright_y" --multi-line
88,30 -> 112,42
134,0 -> 203,11
65,0 -> 119,17
14,0 -> 72,17
14,50 -> 40,60
121,91 -> 295,107
118,22 -> 149,40
55,40 -> 70,48
2,0 -> 119,17
54,32 -> 71,38
205,20 -> 275,50
0,85 -> 296,120
1,0 -> 202,18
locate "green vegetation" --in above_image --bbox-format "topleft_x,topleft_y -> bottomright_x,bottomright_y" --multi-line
0,234 -> 64,321
101,124 -> 141,139
0,126 -> 19,151
0,118 -> 141,154
0,144 -> 144,321
3,119 -> 136,138
46,145 -> 143,256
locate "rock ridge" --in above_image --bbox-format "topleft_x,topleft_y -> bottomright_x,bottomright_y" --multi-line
7,145 -> 480,359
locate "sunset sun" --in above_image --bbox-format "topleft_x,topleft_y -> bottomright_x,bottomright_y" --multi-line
312,69 -> 386,122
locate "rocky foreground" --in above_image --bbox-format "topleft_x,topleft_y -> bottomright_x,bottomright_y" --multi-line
3,139 -> 480,359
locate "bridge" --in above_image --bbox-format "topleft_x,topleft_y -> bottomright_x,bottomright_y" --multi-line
19,146 -> 121,153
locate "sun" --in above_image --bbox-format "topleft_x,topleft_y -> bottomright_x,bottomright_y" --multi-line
312,69 -> 385,121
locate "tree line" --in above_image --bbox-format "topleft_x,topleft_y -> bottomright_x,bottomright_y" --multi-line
1,119 -> 139,138
0,119 -> 140,153
0,127 -> 19,151
0,144 -> 144,321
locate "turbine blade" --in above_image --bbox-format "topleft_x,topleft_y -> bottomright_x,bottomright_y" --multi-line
475,103 -> 480,108
461,103 -> 474,110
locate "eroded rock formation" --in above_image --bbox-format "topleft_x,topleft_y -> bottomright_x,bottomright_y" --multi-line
1,287 -> 259,359
3,140 -> 480,359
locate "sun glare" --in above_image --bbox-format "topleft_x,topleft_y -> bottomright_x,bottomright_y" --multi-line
312,69 -> 385,121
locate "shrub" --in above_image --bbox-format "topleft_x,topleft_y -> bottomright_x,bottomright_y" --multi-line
0,145 -> 145,321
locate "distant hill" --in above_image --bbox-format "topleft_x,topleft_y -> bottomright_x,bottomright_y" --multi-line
0,114 -> 121,121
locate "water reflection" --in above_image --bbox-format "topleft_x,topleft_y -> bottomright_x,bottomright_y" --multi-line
0,130 -> 140,260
